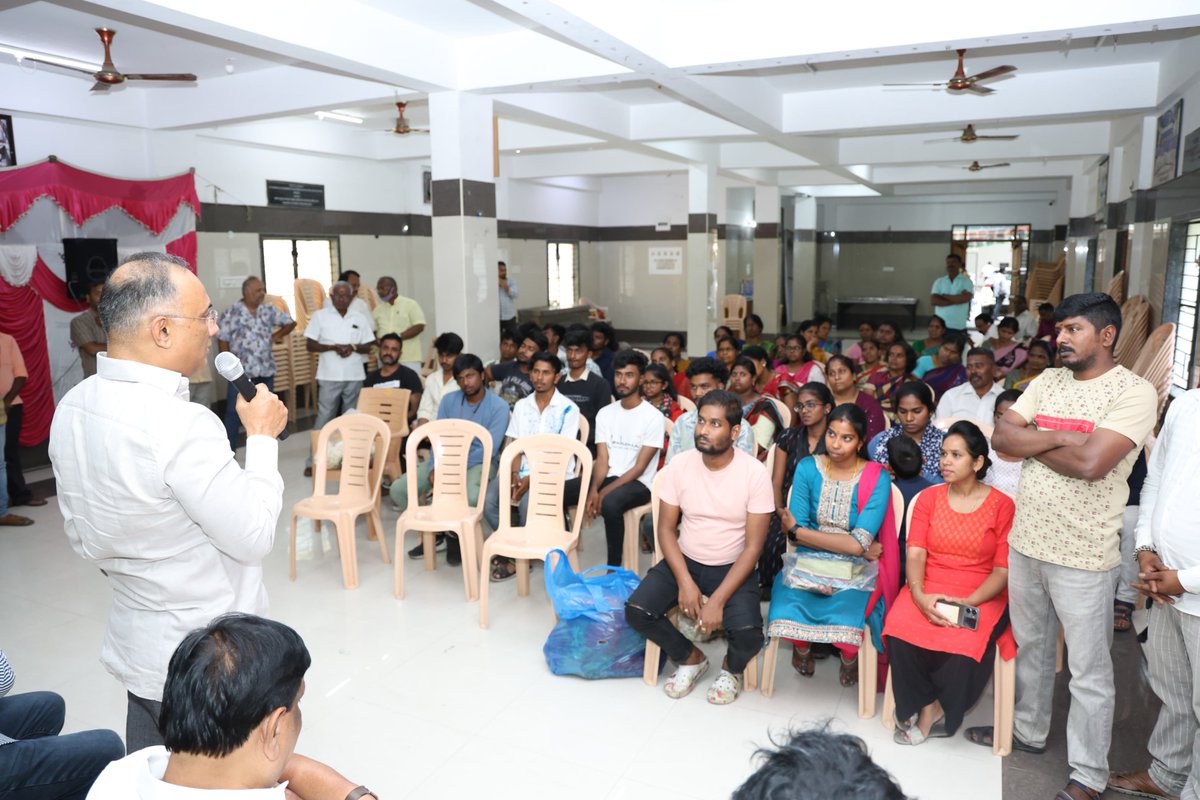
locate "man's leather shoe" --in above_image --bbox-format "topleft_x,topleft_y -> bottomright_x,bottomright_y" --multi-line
1108,770 -> 1179,799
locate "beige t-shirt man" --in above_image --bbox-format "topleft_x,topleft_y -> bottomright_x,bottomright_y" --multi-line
1008,365 -> 1156,571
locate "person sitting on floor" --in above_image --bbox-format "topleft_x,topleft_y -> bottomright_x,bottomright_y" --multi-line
0,648 -> 123,799
870,381 -> 944,484
484,350 -> 581,582
586,350 -> 664,567
768,403 -> 896,686
884,421 -> 1014,745
392,354 -> 508,566
362,333 -> 422,422
625,390 -> 773,705
732,726 -> 906,800
415,332 -> 463,427
87,613 -> 370,800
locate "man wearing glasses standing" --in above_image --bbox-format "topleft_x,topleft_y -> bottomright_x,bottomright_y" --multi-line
50,253 -> 289,752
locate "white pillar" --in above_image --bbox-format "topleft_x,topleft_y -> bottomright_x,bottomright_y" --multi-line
686,163 -> 717,358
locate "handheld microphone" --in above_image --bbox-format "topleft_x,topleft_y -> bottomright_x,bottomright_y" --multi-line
214,351 -> 289,441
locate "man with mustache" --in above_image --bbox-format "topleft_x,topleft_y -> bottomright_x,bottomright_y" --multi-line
934,347 -> 1004,422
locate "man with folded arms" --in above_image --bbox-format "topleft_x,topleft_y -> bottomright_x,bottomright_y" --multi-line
625,390 -> 772,705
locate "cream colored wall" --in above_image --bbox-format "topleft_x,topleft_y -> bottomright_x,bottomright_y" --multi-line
497,239 -> 550,310
339,234 -> 436,335
817,242 -> 947,323
753,238 -> 781,332
588,240 -> 689,332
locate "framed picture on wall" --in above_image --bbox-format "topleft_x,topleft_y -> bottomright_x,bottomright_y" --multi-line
1152,99 -> 1184,187
0,114 -> 15,167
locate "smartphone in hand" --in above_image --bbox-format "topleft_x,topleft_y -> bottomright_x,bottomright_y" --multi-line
934,600 -> 980,630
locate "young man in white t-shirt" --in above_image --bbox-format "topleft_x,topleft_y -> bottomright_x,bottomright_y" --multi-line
625,390 -> 773,705
586,350 -> 664,567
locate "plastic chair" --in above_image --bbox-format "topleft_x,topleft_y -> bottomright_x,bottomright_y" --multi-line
767,396 -> 793,429
641,470 -> 758,692
621,417 -> 673,575
356,387 -> 412,484
722,295 -> 747,337
290,414 -> 391,589
678,395 -> 696,414
479,434 -> 594,628
394,419 -> 493,601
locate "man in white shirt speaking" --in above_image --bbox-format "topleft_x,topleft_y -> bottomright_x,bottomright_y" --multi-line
49,252 -> 288,753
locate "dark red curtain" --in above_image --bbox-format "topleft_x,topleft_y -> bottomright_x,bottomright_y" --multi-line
0,279 -> 50,446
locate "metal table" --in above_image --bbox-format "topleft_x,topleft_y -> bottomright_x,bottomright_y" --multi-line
836,296 -> 919,330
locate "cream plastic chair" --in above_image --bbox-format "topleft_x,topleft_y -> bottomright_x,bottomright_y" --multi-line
879,486 -> 1017,755
760,484 -> 903,719
567,418 -> 590,548
722,294 -> 748,337
678,395 -> 696,414
641,470 -> 758,692
621,417 -> 673,575
394,419 -> 493,601
479,433 -> 594,628
356,387 -> 412,485
767,396 -> 793,429
290,414 -> 391,589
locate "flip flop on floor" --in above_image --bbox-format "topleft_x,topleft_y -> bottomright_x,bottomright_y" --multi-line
490,556 -> 517,582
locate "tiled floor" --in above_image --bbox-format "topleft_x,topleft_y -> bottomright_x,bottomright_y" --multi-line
2,435 -> 1005,800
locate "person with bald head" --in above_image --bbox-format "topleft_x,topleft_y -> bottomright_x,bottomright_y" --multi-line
217,275 -> 296,451
373,275 -> 425,373
48,252 -> 289,753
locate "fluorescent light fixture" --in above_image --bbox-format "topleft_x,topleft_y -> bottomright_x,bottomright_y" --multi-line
0,43 -> 100,73
314,111 -> 363,125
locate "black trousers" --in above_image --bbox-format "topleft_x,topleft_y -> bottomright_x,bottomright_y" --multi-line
4,402 -> 30,506
625,556 -> 763,674
597,475 -> 651,566
886,610 -> 1008,735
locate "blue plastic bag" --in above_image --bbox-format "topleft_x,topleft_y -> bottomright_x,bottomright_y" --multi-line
543,549 -> 640,623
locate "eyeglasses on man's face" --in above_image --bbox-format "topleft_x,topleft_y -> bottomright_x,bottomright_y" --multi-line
162,307 -> 218,323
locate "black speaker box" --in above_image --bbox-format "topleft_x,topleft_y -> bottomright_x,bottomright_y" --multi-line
63,238 -> 118,299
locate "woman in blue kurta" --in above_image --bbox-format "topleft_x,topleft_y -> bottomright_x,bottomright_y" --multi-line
768,403 -> 896,687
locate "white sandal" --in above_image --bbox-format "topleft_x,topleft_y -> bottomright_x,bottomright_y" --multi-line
664,659 -> 710,699
706,669 -> 741,705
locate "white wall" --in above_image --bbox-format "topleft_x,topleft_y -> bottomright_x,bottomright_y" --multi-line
597,174 -> 689,227
819,194 -> 1060,231
499,178 -> 599,226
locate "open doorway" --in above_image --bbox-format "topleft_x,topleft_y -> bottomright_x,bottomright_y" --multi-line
261,236 -> 339,316
951,224 -> 1031,318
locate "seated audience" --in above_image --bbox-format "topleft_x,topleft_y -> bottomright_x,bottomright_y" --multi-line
1012,296 -> 1038,342
0,648 -> 123,799
935,348 -> 1003,422
868,342 -> 919,414
1005,338 -> 1052,391
490,329 -> 519,368
542,323 -> 566,361
715,335 -> 742,371
983,389 -> 1024,495
88,614 -> 368,800
662,332 -> 689,373
732,726 -> 906,800
969,312 -> 995,347
814,315 -> 837,355
741,345 -> 774,396
914,336 -> 967,400
706,325 -> 737,358
625,390 -> 772,705
558,330 -> 611,449
825,355 -> 886,441
743,313 -> 773,357
651,346 -> 692,400
913,315 -> 946,357
1034,301 -> 1057,341
590,321 -> 619,391
765,334 -> 825,397
489,329 -> 545,408
362,333 -> 422,421
415,332 -> 463,426
887,435 -> 933,585
986,316 -> 1028,379
875,320 -> 905,349
665,358 -> 755,463
485,351 -> 581,581
730,356 -> 784,457
798,319 -> 829,364
768,403 -> 896,685
884,421 -> 1014,745
844,321 -> 876,365
642,362 -> 684,424
870,382 -> 944,483
392,354 -> 508,564
763,382 -> 834,598
770,334 -> 788,369
586,350 -> 665,566
855,339 -> 887,390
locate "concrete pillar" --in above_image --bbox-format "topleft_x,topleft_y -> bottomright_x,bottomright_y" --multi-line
686,163 -> 717,358
429,91 -> 499,359
753,185 -> 782,332
791,196 -> 817,324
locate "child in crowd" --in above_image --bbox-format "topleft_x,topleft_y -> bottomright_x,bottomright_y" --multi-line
887,435 -> 933,586
844,321 -> 875,364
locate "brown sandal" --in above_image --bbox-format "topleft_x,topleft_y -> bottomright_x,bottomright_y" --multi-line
1114,600 -> 1134,632
839,653 -> 858,687
792,645 -> 815,677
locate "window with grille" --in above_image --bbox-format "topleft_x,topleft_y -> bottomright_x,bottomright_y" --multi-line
547,242 -> 579,308
1171,220 -> 1200,390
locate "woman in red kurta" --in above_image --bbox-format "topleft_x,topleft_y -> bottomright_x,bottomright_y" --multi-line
883,420 -> 1015,745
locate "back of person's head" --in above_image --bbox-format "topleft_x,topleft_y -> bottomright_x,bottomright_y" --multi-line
99,252 -> 191,341
685,356 -> 729,385
975,312 -> 994,325
562,330 -> 590,350
894,380 -> 934,412
591,321 -> 617,350
1054,292 -> 1122,346
887,435 -> 924,480
945,420 -> 992,480
516,321 -> 542,342
995,388 -> 1023,414
453,353 -> 484,378
733,726 -> 907,800
434,331 -> 464,355
742,344 -> 769,364
530,350 -> 562,374
696,389 -> 742,429
1038,302 -> 1055,314
612,348 -> 647,373
159,614 -> 311,757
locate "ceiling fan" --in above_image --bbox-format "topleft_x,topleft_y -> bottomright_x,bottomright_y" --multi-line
925,124 -> 1019,144
20,28 -> 196,92
885,49 -> 1016,94
964,160 -> 1011,171
387,102 -> 429,135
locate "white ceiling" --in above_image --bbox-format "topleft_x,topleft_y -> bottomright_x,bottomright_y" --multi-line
1,0 -> 1198,200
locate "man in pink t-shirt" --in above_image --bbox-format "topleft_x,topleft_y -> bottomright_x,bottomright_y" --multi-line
625,390 -> 773,705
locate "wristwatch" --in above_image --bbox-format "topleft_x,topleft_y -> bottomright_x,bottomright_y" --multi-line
345,787 -> 377,800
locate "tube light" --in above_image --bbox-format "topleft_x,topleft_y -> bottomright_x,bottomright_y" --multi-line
0,43 -> 100,73
314,111 -> 364,125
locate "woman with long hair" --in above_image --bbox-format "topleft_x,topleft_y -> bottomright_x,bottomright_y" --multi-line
715,335 -> 742,371
855,339 -> 887,390
641,361 -> 685,473
913,315 -> 946,357
767,403 -> 898,686
875,320 -> 905,348
986,316 -> 1027,379
730,356 -> 784,457
742,345 -> 774,395
868,342 -> 919,414
651,346 -> 692,399
825,355 -> 886,441
915,336 -> 968,399
1005,339 -> 1052,391
884,421 -> 1014,745
870,381 -> 944,483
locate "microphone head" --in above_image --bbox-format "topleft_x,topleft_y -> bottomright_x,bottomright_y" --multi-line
214,351 -> 245,381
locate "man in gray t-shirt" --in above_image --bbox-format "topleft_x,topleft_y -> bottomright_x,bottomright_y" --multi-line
69,280 -> 107,378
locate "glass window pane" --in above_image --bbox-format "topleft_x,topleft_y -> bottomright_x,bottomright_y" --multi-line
262,239 -> 296,316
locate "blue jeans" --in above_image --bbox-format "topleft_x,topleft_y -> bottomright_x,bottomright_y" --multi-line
0,691 -> 124,799
223,375 -> 274,451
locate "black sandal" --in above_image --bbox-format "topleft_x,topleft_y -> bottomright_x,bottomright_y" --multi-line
1055,779 -> 1102,800
963,726 -> 1046,754
1114,600 -> 1134,632
489,556 -> 516,582
792,645 -> 815,677
839,653 -> 858,687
